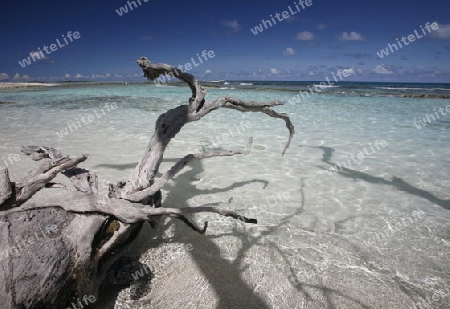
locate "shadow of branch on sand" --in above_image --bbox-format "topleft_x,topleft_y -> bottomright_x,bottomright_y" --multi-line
161,159 -> 272,309
159,158 -> 374,309
316,145 -> 450,211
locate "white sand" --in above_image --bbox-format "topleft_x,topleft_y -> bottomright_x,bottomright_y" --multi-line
2,85 -> 449,309
0,82 -> 58,89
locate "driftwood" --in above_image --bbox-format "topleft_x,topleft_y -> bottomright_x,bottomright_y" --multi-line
0,58 -> 294,308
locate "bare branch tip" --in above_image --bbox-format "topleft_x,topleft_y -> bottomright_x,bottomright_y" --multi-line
246,137 -> 254,154
201,221 -> 208,234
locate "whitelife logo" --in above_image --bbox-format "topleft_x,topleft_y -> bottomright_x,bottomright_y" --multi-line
376,22 -> 438,59
153,50 -> 215,85
56,102 -> 118,139
414,104 -> 450,129
288,68 -> 355,105
18,31 -> 81,68
250,0 -> 313,35
116,0 -> 149,16
325,140 -> 388,175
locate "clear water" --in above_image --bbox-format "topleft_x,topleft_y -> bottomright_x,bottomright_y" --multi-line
1,83 -> 449,309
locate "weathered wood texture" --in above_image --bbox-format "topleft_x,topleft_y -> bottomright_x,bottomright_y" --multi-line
0,58 -> 294,308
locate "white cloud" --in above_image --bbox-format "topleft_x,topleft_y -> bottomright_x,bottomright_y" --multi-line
308,71 -> 316,76
220,19 -> 242,33
114,73 -> 122,78
205,69 -> 212,74
105,73 -> 111,78
12,73 -> 25,80
22,74 -> 30,80
282,47 -> 296,56
75,73 -> 83,78
270,68 -> 280,74
317,23 -> 326,30
296,31 -> 315,40
65,73 -> 70,78
431,22 -> 450,39
0,73 -> 9,80
339,31 -> 365,41
372,64 -> 393,75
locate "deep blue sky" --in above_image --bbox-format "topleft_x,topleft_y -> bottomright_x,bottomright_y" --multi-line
1,0 -> 449,82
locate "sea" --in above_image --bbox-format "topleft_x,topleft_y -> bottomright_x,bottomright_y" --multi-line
0,81 -> 449,309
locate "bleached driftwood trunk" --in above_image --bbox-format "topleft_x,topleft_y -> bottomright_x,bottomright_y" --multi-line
0,58 -> 294,308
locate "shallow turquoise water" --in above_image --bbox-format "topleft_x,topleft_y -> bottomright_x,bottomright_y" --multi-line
1,83 -> 449,308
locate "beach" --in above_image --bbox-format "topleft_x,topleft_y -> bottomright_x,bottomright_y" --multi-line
1,82 -> 449,309
0,82 -> 58,89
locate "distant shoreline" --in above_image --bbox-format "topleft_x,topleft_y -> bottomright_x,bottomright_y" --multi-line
0,82 -> 58,89
1,81 -> 449,99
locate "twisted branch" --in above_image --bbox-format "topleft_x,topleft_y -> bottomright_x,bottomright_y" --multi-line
118,58 -> 295,202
